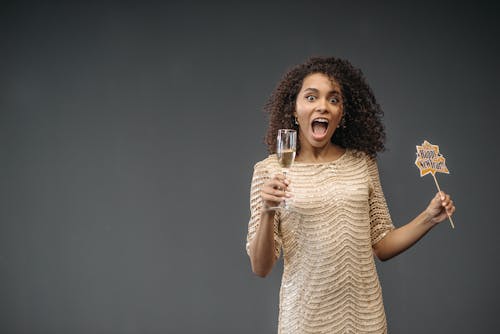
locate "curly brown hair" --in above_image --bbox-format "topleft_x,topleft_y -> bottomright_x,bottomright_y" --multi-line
264,57 -> 386,157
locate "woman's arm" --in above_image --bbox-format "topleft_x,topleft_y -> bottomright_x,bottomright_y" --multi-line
373,191 -> 456,261
248,173 -> 290,277
249,210 -> 279,277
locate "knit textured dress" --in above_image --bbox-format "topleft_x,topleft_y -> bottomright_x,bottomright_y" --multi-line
246,149 -> 395,334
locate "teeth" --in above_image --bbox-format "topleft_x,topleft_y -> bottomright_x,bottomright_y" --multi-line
313,118 -> 329,123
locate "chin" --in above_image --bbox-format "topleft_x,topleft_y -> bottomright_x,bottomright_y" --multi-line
310,138 -> 332,148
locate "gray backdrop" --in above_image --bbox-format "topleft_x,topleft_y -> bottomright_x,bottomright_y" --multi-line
1,1 -> 499,333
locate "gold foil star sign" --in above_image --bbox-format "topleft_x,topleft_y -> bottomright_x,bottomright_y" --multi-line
415,140 -> 449,176
415,140 -> 455,228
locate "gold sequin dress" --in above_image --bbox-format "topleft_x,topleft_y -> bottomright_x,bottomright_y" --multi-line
246,149 -> 395,334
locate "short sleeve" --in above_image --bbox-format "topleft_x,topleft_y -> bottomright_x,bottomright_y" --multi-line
366,156 -> 395,246
245,160 -> 282,259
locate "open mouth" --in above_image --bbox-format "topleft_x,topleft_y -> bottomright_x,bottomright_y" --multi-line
311,118 -> 329,138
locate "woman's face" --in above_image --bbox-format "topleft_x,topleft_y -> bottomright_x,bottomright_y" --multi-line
294,72 -> 343,150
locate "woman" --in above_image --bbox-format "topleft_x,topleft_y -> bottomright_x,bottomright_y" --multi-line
246,57 -> 455,333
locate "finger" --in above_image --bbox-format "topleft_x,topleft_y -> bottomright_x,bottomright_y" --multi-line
446,206 -> 455,216
272,173 -> 286,182
271,183 -> 288,193
262,190 -> 287,204
270,188 -> 287,197
432,193 -> 443,207
263,184 -> 287,197
438,191 -> 446,201
445,201 -> 455,213
433,191 -> 444,203
262,194 -> 284,204
442,195 -> 452,207
263,187 -> 292,199
272,173 -> 291,185
265,179 -> 288,191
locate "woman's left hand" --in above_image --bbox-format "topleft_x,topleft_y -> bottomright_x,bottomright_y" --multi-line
425,191 -> 456,225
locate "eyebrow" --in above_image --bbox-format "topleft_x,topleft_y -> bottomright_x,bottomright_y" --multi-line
303,88 -> 341,95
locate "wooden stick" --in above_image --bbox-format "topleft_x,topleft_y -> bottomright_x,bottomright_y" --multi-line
432,173 -> 455,229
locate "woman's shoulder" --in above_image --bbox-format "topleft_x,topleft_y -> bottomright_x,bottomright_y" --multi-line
253,154 -> 279,171
342,148 -> 370,164
341,149 -> 380,175
347,148 -> 377,163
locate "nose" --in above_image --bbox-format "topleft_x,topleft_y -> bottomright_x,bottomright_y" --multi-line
315,98 -> 328,113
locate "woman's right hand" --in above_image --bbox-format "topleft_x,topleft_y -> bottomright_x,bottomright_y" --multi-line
260,173 -> 291,209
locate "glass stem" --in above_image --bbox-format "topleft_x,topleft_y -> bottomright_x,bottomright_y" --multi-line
283,168 -> 288,208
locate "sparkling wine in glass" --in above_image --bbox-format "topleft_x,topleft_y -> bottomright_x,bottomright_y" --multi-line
276,129 -> 296,210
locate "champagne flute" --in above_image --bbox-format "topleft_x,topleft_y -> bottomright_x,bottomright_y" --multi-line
274,129 -> 297,210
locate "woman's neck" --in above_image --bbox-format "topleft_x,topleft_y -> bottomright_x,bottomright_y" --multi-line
295,143 -> 346,163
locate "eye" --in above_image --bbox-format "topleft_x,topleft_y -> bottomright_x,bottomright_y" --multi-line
330,96 -> 342,106
306,95 -> 316,102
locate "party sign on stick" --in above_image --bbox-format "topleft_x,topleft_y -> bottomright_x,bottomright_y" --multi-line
415,140 -> 455,229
